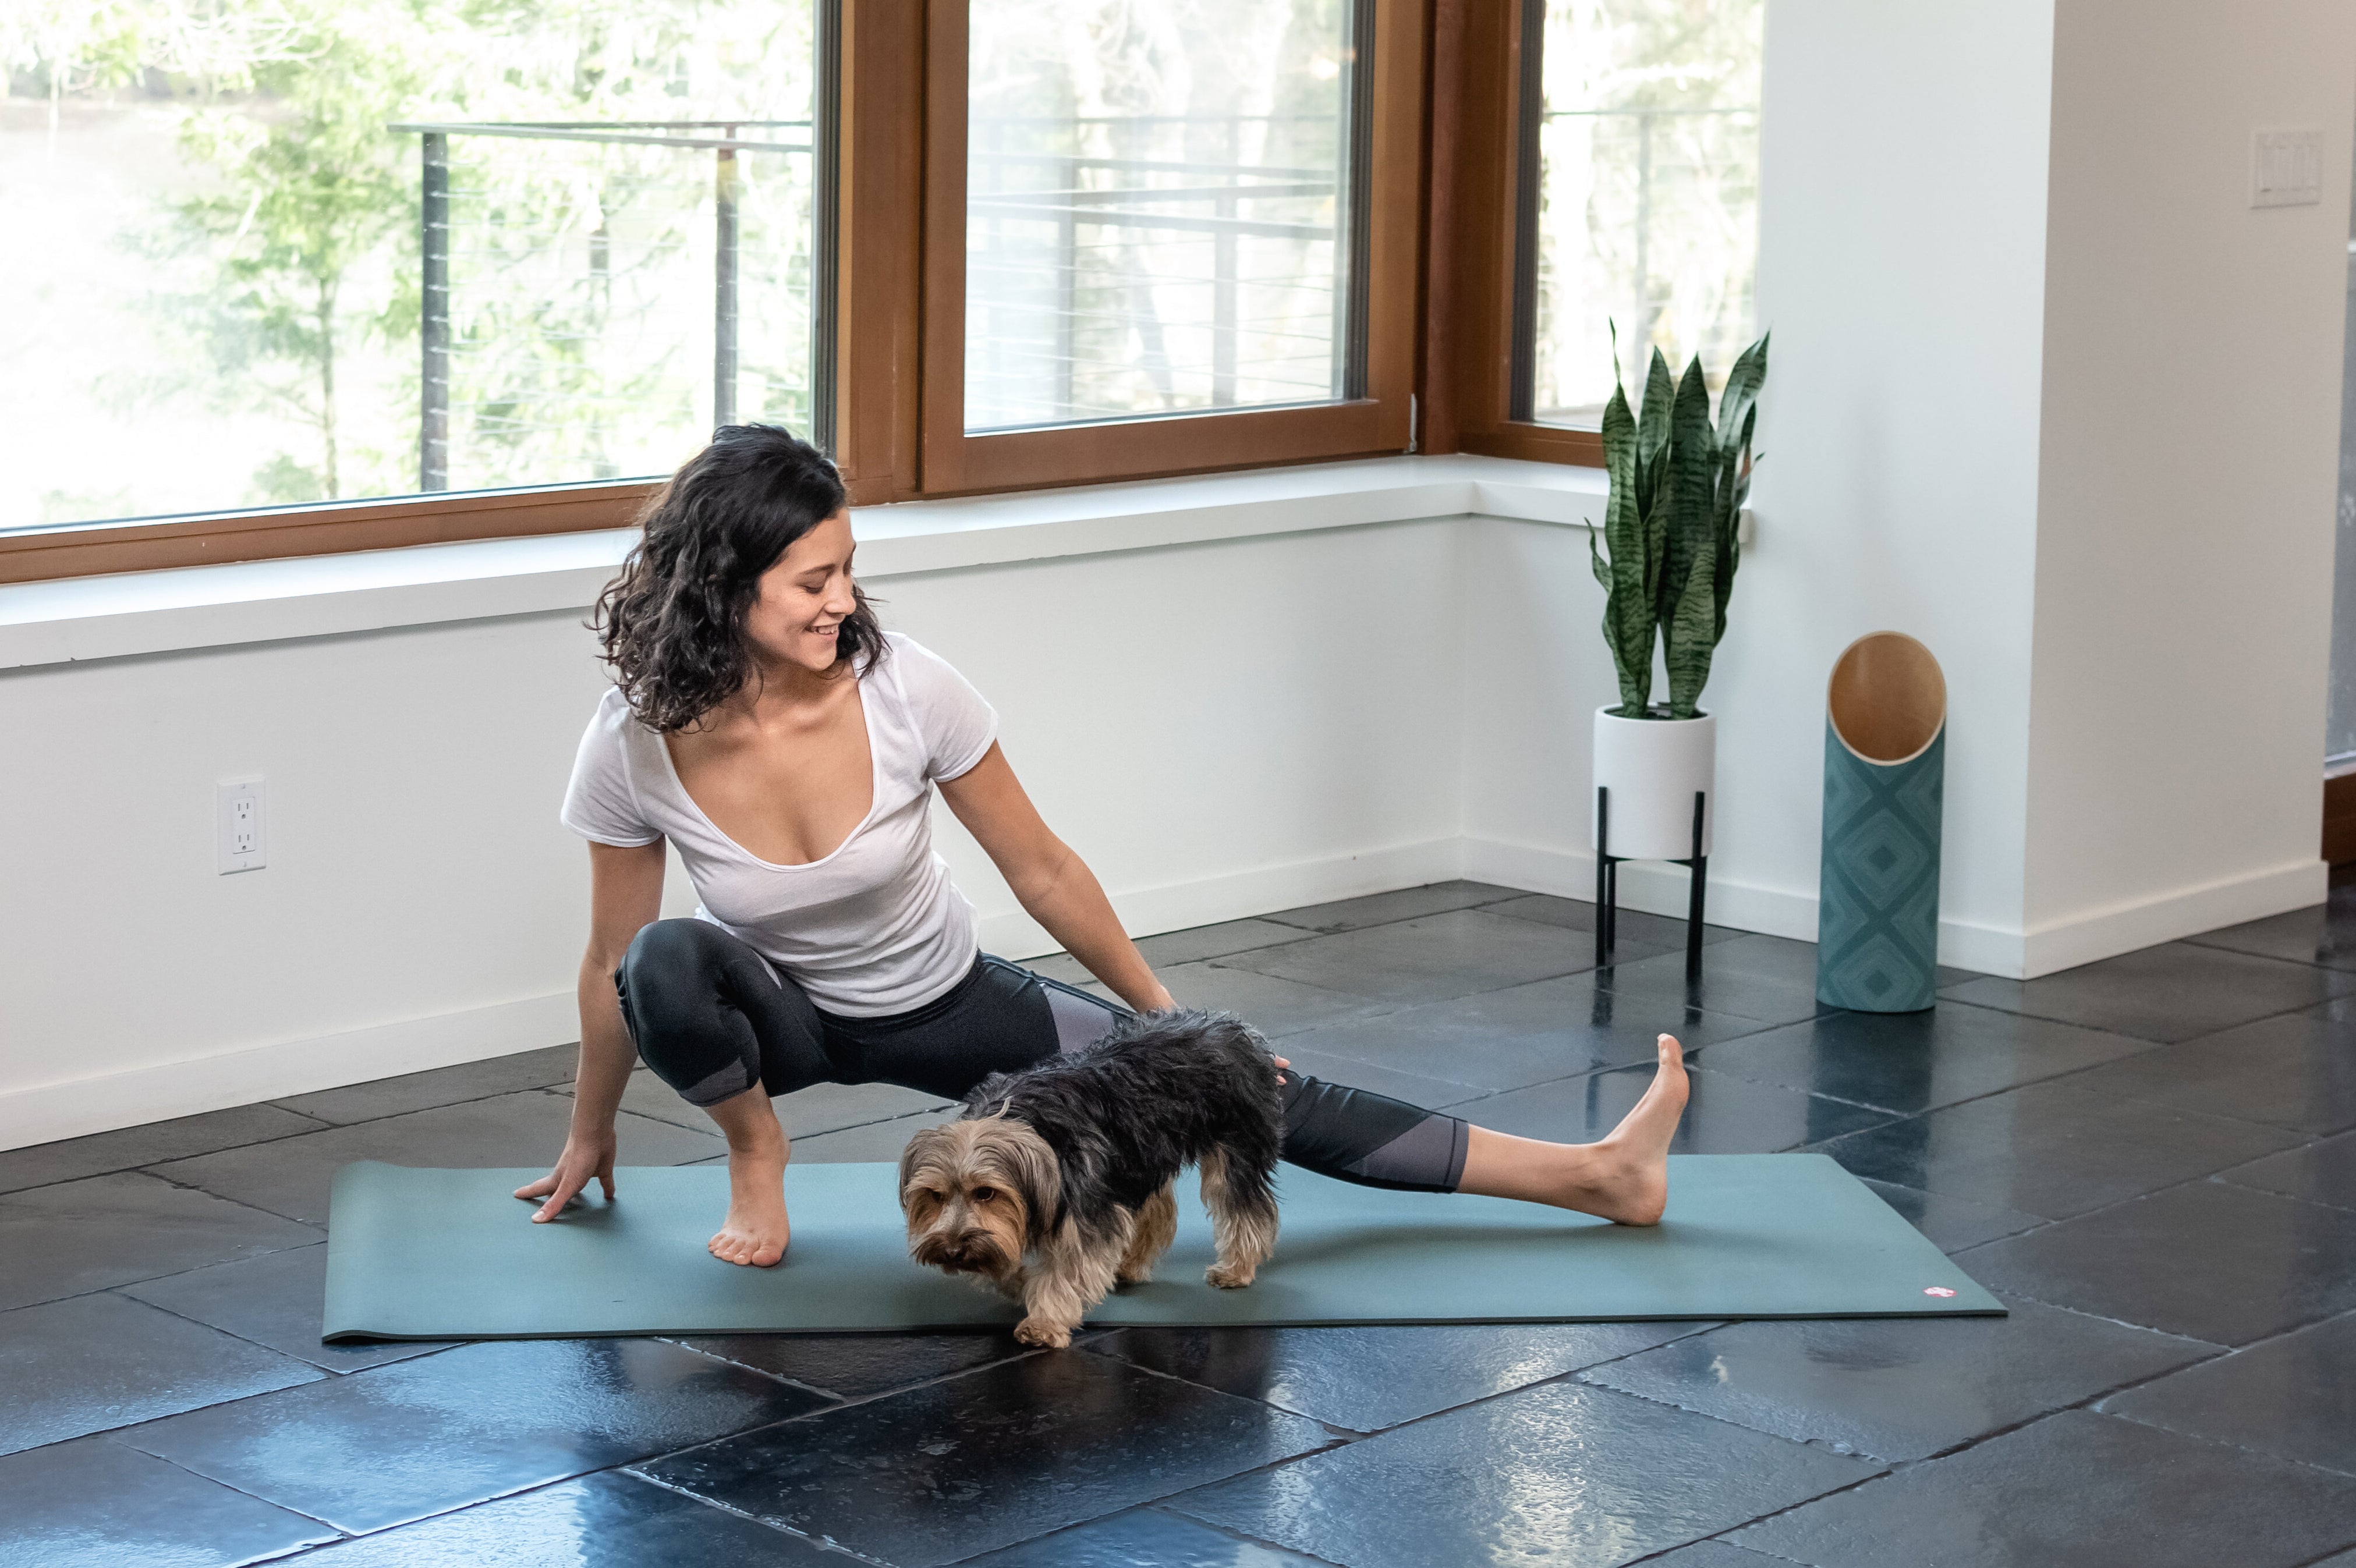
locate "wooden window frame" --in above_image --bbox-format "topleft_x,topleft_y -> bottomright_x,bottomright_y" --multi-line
1422,0 -> 1600,467
2,0 -> 1611,588
915,0 -> 1423,496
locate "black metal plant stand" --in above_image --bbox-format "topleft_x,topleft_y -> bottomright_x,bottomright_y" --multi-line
1594,787 -> 1709,980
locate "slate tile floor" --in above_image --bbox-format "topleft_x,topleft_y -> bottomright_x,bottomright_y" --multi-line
8,878 -> 2356,1566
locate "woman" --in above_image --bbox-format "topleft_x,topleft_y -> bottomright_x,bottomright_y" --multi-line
519,425 -> 1688,1267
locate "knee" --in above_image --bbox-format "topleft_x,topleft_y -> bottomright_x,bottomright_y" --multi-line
614,920 -> 727,1043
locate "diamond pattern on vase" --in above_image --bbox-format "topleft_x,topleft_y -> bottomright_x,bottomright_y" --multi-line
1817,726 -> 1944,1013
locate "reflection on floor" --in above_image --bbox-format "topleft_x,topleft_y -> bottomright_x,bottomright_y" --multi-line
6,879 -> 2356,1566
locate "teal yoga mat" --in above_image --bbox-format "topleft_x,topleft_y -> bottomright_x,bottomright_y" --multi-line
323,1157 -> 2000,1340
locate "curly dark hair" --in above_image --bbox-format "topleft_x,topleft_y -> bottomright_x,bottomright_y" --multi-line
592,424 -> 885,733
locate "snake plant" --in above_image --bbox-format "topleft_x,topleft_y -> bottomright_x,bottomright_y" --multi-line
1590,331 -> 1769,719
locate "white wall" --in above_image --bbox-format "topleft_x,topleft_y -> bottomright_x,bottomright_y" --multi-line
10,2 -> 2356,1147
2024,0 -> 2356,965
1738,0 -> 2059,974
0,504 -> 1485,1148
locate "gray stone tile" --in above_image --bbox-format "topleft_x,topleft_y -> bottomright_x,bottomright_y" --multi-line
147,1091 -> 721,1225
1156,959 -> 1400,1036
1174,1379 -> 1880,1568
1696,1001 -> 2155,1116
636,1349 -> 1334,1568
0,1102 -> 329,1195
121,1338 -> 828,1536
122,1242 -> 455,1374
1280,970 -> 1774,1096
961,1507 -> 1334,1567
557,1068 -> 950,1138
1958,1179 -> 2356,1345
1466,1063 -> 1894,1152
1085,1321 -> 1712,1431
2184,885 -> 2356,971
0,1170 -> 322,1311
1592,933 -> 1841,1028
1222,906 -> 1646,1006
288,1468 -> 846,1566
1859,1177 -> 2049,1253
1270,1042 -> 1490,1109
1813,1081 -> 2305,1221
1584,1294 -> 2217,1462
784,1106 -> 959,1163
2102,1310 -> 2356,1476
1136,918 -> 1317,967
668,1332 -> 1016,1399
1942,942 -> 2356,1044
0,1435 -> 338,1566
2057,1003 -> 2356,1136
272,1044 -> 579,1126
1262,879 -> 1518,933
1641,1543 -> 1792,1568
1483,891 -> 1746,950
1734,1410 -> 2356,1568
0,1292 -> 324,1456
2220,1130 -> 2356,1211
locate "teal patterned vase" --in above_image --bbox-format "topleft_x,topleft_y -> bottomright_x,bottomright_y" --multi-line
1815,633 -> 1947,1013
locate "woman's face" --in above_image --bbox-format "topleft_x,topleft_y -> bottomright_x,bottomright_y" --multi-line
745,509 -> 858,676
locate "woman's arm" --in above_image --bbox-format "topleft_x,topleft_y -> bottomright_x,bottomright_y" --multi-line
515,838 -> 667,1220
938,743 -> 1175,1012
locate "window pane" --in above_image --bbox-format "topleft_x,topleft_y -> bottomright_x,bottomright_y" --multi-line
1524,0 -> 1760,426
964,0 -> 1360,434
3,1 -> 827,531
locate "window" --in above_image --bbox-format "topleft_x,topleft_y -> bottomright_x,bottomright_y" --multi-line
1512,0 -> 1760,425
3,0 -> 831,559
962,0 -> 1364,431
8,0 -> 1753,583
917,0 -> 1418,495
1437,0 -> 1762,460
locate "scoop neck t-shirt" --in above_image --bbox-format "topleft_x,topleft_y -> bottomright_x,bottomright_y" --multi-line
559,631 -> 1000,1016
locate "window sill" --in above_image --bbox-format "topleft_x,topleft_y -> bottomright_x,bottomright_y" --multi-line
0,455 -> 1620,671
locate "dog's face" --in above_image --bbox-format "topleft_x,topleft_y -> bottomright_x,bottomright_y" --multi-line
898,1118 -> 1061,1281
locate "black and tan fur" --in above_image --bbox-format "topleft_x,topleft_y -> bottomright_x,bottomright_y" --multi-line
897,1009 -> 1281,1347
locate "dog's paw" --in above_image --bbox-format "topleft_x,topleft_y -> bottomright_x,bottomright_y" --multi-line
1204,1262 -> 1257,1290
1013,1316 -> 1074,1349
1114,1264 -> 1155,1286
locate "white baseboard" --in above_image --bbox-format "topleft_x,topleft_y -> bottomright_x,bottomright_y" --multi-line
2019,857 -> 2327,977
976,837 -> 1472,960
0,993 -> 577,1152
5,845 -> 2325,1152
1461,835 -> 2330,980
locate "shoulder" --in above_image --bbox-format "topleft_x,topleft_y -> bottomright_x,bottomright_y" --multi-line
580,684 -> 653,748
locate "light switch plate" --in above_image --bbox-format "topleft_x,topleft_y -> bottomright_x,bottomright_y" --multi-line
2252,128 -> 2323,208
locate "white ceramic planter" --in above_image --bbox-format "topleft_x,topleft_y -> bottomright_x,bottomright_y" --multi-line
1591,706 -> 1716,861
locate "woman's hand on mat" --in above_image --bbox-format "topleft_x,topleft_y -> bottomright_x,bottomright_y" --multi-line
514,1129 -> 618,1221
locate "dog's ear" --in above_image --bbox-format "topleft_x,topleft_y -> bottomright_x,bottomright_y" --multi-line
898,1123 -> 954,1211
986,1121 -> 1064,1243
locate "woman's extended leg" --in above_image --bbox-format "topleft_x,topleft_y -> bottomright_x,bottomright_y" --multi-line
1456,1034 -> 1688,1224
964,960 -> 1691,1225
615,918 -> 837,1267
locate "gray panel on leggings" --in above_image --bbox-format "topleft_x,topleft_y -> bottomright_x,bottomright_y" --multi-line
1348,1113 -> 1468,1190
1047,985 -> 1123,1053
680,1059 -> 754,1107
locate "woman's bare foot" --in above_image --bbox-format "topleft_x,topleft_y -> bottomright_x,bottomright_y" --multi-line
703,1089 -> 792,1267
1459,1033 -> 1690,1224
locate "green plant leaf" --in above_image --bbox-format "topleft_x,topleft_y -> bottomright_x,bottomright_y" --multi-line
1596,373 -> 1653,714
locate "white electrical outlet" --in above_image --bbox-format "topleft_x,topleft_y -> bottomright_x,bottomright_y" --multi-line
217,778 -> 267,874
2252,128 -> 2323,209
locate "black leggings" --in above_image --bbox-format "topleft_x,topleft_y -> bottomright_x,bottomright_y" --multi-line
615,917 -> 1471,1194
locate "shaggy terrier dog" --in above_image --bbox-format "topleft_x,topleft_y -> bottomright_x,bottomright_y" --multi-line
897,1009 -> 1282,1348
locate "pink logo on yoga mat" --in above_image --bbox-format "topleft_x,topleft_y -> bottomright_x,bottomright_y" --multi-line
1923,1286 -> 1957,1298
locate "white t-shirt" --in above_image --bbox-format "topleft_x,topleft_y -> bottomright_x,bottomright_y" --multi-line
560,632 -> 1000,1016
